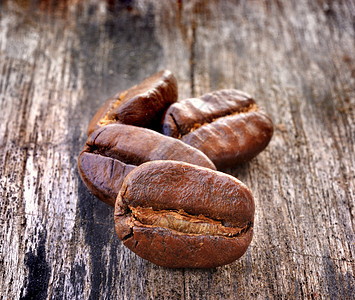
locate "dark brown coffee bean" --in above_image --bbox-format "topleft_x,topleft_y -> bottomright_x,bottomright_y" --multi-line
78,152 -> 135,207
78,124 -> 216,206
115,160 -> 254,268
162,89 -> 273,169
87,70 -> 178,136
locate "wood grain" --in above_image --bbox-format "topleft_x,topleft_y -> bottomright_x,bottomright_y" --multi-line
0,0 -> 354,299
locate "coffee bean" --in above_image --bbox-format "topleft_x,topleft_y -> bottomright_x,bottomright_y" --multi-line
78,152 -> 135,207
162,89 -> 273,169
78,124 -> 216,206
87,70 -> 178,136
115,160 -> 254,268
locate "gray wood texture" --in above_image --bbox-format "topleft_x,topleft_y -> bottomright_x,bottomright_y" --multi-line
0,0 -> 354,299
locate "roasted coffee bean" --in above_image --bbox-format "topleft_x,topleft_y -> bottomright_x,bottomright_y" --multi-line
162,89 -> 273,169
78,124 -> 216,206
115,160 -> 254,268
78,152 -> 135,207
87,70 -> 178,136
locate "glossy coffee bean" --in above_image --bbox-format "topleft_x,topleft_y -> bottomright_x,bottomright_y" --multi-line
162,89 -> 273,169
87,70 -> 178,136
115,160 -> 254,268
78,124 -> 216,206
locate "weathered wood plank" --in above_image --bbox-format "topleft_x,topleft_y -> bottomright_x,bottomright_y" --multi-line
0,0 -> 354,299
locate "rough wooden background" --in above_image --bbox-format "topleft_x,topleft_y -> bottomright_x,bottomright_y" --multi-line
0,0 -> 354,299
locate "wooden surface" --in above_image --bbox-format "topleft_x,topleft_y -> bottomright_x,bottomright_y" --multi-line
0,0 -> 354,299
